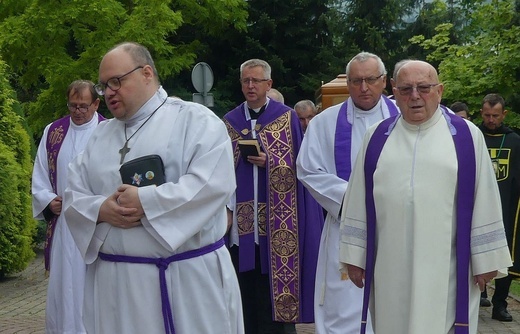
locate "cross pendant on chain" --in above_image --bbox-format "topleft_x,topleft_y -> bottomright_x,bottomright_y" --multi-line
119,141 -> 130,164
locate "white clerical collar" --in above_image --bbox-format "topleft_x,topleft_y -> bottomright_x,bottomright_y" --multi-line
244,99 -> 269,120
401,106 -> 442,131
127,86 -> 168,125
70,112 -> 99,130
353,99 -> 382,117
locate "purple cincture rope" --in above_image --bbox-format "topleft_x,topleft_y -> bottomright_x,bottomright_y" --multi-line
99,238 -> 225,334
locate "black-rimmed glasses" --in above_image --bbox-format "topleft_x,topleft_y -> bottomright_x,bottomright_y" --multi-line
396,84 -> 440,96
348,74 -> 384,86
67,102 -> 94,113
95,66 -> 143,95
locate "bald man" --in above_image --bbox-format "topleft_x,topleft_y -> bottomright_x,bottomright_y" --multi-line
64,42 -> 243,334
339,60 -> 511,333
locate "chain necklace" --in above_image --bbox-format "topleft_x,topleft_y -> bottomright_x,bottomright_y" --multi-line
119,99 -> 167,164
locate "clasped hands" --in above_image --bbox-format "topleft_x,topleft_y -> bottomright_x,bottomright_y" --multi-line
98,184 -> 144,228
346,264 -> 497,292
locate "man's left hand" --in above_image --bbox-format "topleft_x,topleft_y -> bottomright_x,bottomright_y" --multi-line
474,270 -> 498,292
116,184 -> 145,218
248,151 -> 267,168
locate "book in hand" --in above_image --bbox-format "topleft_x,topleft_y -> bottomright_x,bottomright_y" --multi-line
238,139 -> 261,162
119,154 -> 166,187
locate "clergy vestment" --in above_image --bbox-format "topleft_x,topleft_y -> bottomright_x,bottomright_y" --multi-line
64,88 -> 244,334
296,96 -> 398,334
339,108 -> 512,334
224,99 -> 322,325
32,112 -> 104,334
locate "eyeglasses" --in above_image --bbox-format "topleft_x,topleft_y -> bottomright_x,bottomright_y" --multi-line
95,66 -> 143,95
67,101 -> 94,113
240,77 -> 270,85
348,74 -> 384,86
396,84 -> 440,96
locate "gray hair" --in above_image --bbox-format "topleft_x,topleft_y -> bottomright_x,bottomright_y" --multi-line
393,59 -> 412,80
267,88 -> 284,103
346,52 -> 387,77
240,59 -> 271,79
294,100 -> 316,113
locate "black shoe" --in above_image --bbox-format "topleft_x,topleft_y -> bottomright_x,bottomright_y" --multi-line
492,308 -> 513,322
480,297 -> 491,307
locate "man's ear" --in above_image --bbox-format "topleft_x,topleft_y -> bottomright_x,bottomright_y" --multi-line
142,65 -> 154,81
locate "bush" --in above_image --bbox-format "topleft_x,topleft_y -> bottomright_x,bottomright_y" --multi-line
0,58 -> 36,277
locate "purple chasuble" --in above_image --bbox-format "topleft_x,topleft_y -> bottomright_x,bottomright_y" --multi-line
361,110 -> 475,334
44,113 -> 105,271
334,95 -> 399,181
224,100 -> 323,323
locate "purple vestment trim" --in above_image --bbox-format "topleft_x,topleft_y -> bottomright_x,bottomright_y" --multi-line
98,238 -> 225,334
43,114 -> 105,271
362,110 -> 475,334
224,101 -> 322,322
334,96 -> 399,181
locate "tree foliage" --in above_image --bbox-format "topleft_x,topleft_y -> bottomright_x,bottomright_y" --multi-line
0,58 -> 35,277
0,0 -> 248,138
167,0 -> 339,115
410,0 -> 520,125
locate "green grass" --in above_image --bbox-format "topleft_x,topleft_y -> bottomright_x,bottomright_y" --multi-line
510,279 -> 520,299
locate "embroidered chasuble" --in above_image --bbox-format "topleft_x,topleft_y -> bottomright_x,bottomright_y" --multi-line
224,100 -> 322,323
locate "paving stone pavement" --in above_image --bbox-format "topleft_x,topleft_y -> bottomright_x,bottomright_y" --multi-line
1,249 -> 519,333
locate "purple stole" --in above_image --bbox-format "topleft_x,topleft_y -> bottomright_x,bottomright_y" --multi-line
361,109 -> 475,334
224,100 -> 322,323
44,113 -> 105,271
334,95 -> 399,181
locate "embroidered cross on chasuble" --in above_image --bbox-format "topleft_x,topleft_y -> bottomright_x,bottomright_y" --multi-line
224,101 -> 321,323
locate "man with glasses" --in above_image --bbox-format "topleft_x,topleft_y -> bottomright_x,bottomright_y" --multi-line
32,80 -> 104,333
296,52 -> 398,334
339,60 -> 512,333
224,59 -> 323,334
63,42 -> 244,334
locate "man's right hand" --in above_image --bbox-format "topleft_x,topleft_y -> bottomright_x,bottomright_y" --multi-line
98,192 -> 141,229
347,264 -> 365,288
49,196 -> 63,215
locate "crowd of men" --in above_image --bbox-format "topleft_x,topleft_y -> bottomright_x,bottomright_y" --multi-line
32,42 -> 516,334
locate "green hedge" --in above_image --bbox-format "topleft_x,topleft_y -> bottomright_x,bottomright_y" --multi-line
0,58 -> 36,277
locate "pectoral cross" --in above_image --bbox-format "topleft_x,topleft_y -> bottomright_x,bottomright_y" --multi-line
119,141 -> 130,164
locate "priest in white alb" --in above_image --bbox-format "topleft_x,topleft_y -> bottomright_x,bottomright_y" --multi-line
32,80 -> 104,334
64,42 -> 243,334
339,60 -> 512,334
296,52 -> 398,334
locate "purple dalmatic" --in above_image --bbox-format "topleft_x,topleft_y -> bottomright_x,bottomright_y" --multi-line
362,110 -> 475,334
224,100 -> 323,323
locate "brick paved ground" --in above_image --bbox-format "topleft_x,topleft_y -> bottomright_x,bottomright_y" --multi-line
1,249 -> 519,333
